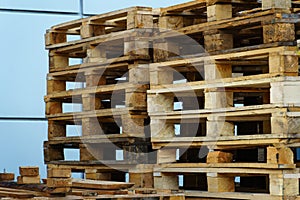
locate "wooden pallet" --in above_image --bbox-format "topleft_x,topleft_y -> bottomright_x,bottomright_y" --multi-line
44,138 -> 155,164
153,163 -> 299,197
45,6 -> 155,47
43,1 -> 300,199
154,9 -> 299,59
46,164 -> 155,190
46,7 -> 155,76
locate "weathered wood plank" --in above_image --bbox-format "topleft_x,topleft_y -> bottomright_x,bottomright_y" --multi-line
72,179 -> 134,190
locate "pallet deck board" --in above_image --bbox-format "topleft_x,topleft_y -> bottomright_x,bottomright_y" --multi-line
47,107 -> 147,120
151,135 -> 299,149
72,179 -> 134,190
45,83 -> 148,102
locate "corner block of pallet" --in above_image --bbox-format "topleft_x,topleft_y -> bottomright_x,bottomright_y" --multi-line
47,178 -> 72,188
82,117 -> 104,136
269,49 -> 298,75
262,0 -> 292,9
48,168 -> 71,178
269,171 -> 299,196
154,172 -> 179,190
48,121 -> 66,139
80,22 -> 105,39
121,114 -> 145,137
150,119 -> 175,138
271,79 -> 300,106
45,31 -> 66,46
207,173 -> 235,193
263,23 -> 295,44
0,173 -> 15,181
127,10 -> 153,29
85,169 -> 111,181
17,175 -> 40,184
271,113 -> 300,134
207,4 -> 232,22
207,151 -> 233,163
267,146 -> 294,165
206,116 -> 234,137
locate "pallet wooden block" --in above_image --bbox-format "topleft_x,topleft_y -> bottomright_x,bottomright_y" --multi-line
17,176 -> 40,184
85,169 -> 111,181
128,165 -> 154,188
206,151 -> 232,163
207,173 -> 235,193
271,78 -> 300,106
269,170 -> 299,196
262,0 -> 292,9
0,173 -> 14,182
48,168 -> 71,178
47,178 -> 72,188
19,166 -> 39,177
154,172 -> 178,190
267,146 -> 294,165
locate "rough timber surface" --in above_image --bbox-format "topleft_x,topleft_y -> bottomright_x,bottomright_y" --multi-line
48,55 -> 149,73
185,191 -> 299,200
158,9 -> 296,35
151,134 -> 300,149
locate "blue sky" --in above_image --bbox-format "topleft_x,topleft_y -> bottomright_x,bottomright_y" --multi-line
0,0 -> 187,179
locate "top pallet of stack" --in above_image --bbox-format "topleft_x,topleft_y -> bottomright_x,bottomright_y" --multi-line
45,6 -> 157,49
152,0 -> 300,59
161,0 -> 299,18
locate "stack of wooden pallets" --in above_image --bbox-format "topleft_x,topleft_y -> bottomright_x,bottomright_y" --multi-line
44,6 -> 160,197
44,0 -> 300,199
149,0 -> 300,199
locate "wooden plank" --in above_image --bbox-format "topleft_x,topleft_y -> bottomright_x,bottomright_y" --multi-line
149,104 -> 292,119
47,163 -> 136,172
46,28 -> 145,50
71,178 -> 134,190
46,135 -> 147,145
161,0 -> 206,13
71,188 -> 128,196
148,73 -> 278,94
151,139 -> 288,150
0,188 -> 35,198
158,167 -> 288,174
47,107 -> 146,121
45,83 -> 147,102
150,46 -> 295,69
157,163 -> 295,169
48,56 -> 133,74
185,190 -> 283,200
